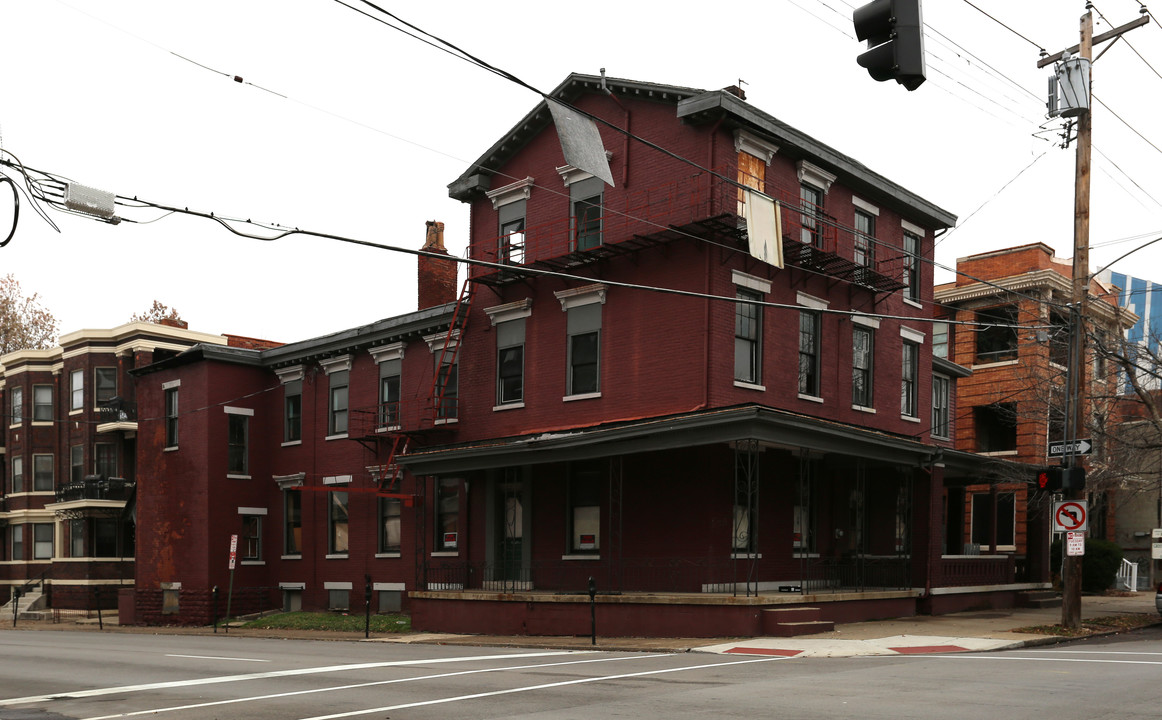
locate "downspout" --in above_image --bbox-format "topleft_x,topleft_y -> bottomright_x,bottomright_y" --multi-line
600,69 -> 629,188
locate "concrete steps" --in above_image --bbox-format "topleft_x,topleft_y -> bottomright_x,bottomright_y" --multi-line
1017,590 -> 1062,609
762,607 -> 835,637
1,590 -> 46,619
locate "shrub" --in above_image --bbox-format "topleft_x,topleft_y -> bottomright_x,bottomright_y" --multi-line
1051,537 -> 1124,593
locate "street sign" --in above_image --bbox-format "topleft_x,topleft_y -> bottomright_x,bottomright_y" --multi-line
1152,542 -> 1162,560
1066,531 -> 1086,556
228,534 -> 238,570
1047,438 -> 1092,457
1152,528 -> 1162,539
1053,501 -> 1088,532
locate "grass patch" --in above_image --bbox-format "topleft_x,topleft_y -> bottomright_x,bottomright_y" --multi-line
240,612 -> 411,633
1013,613 -> 1159,637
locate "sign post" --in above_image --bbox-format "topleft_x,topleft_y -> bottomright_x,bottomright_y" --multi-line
225,534 -> 238,634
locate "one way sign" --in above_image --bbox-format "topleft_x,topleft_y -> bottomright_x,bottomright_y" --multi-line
1048,438 -> 1092,458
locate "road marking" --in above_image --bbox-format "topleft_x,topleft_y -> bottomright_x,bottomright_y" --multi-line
0,650 -> 585,706
1022,649 -> 1162,656
916,655 -> 1162,666
297,656 -> 788,720
166,654 -> 270,662
82,654 -> 666,720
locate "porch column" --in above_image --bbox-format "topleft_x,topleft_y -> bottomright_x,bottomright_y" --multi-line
911,462 -> 944,592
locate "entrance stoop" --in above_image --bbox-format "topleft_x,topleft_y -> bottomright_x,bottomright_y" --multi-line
762,607 -> 835,637
1016,590 -> 1062,609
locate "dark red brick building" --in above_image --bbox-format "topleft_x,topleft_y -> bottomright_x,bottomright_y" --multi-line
124,75 -> 1046,634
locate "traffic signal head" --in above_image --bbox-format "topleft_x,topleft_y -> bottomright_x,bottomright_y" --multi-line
1034,467 -> 1063,492
1061,467 -> 1087,492
853,0 -> 926,91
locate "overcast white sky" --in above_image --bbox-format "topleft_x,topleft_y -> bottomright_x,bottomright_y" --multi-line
1,0 -> 1160,343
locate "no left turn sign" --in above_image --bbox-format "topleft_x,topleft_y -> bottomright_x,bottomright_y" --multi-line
1053,501 -> 1088,532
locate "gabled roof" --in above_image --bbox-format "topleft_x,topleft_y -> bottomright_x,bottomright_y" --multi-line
449,73 -> 956,230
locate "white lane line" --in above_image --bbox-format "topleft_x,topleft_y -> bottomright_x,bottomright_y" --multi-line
1022,650 -> 1162,656
0,650 -> 584,706
166,654 -> 270,663
83,654 -> 666,720
298,656 -> 788,720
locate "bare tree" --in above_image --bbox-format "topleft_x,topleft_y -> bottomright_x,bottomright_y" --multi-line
0,274 -> 59,355
130,300 -> 186,328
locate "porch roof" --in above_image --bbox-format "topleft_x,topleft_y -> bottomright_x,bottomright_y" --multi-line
398,404 -> 1006,479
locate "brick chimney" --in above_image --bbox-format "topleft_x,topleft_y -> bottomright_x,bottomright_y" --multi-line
723,85 -> 747,100
417,221 -> 458,310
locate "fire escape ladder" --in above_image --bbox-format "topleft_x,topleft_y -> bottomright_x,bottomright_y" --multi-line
378,434 -> 412,493
430,279 -> 472,423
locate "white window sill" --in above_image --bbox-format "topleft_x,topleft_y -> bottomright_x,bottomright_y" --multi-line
325,433 -> 348,441
903,298 -> 923,309
69,409 -> 83,416
563,392 -> 601,402
8,423 -> 20,429
375,426 -> 402,433
971,359 -> 1019,370
241,560 -> 265,566
281,440 -> 302,447
281,554 -> 302,560
31,421 -> 53,427
434,418 -> 459,426
977,450 -> 1019,457
852,404 -> 876,414
375,552 -> 402,559
798,393 -> 824,404
325,554 -> 349,560
493,402 -> 525,412
562,554 -> 600,560
431,551 -> 459,557
734,381 -> 766,391
164,446 -> 178,452
226,474 -> 251,480
730,553 -> 762,559
793,552 -> 821,558
901,415 -> 921,423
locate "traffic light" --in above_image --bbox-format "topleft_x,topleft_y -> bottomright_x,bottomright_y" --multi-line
1061,467 -> 1087,492
1034,467 -> 1063,492
852,0 -> 926,91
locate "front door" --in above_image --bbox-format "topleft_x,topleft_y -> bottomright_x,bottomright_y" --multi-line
493,470 -> 527,589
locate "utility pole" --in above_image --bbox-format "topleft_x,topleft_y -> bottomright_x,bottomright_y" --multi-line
1039,7 -> 1147,629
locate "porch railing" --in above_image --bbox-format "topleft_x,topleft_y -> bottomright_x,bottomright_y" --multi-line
940,555 -> 1014,587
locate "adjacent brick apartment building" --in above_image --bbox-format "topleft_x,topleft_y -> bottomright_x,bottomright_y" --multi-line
122,74 -> 1049,635
0,321 -> 229,611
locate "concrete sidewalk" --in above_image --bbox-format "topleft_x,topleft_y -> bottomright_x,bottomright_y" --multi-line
376,593 -> 1161,657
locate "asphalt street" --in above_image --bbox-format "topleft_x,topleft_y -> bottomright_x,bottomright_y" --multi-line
3,627 -> 1162,719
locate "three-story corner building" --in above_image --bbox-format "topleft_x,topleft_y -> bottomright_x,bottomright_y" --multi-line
0,321 -> 229,612
123,75 -> 1046,635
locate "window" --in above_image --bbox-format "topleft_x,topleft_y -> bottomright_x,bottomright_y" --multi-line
497,319 -> 525,405
569,462 -> 602,554
932,322 -> 949,359
33,523 -> 53,559
33,454 -> 53,491
799,183 -> 823,247
379,360 -> 401,426
284,489 -> 302,555
436,478 -> 459,551
735,289 -> 762,384
435,356 -> 458,420
379,496 -> 401,553
975,305 -> 1019,363
854,209 -> 875,268
328,490 -> 349,555
11,457 -> 22,493
329,370 -> 349,435
70,369 -> 84,411
570,177 -> 604,251
284,380 -> 302,442
567,303 -> 601,396
33,385 -> 52,421
1049,309 -> 1070,368
95,443 -> 117,479
71,445 -> 84,483
94,519 -> 118,557
901,341 -> 919,417
10,385 -> 23,424
328,589 -> 350,611
499,198 -> 526,265
932,375 -> 951,439
95,367 -> 117,403
852,326 -> 874,407
798,310 -> 821,396
975,403 -> 1017,452
164,386 -> 179,448
241,515 -> 261,561
227,413 -> 249,475
70,518 -> 85,558
11,526 -> 23,560
903,231 -> 920,302
971,492 -> 1016,549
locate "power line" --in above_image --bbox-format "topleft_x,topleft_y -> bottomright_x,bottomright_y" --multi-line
960,0 -> 1046,53
1092,94 -> 1162,157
